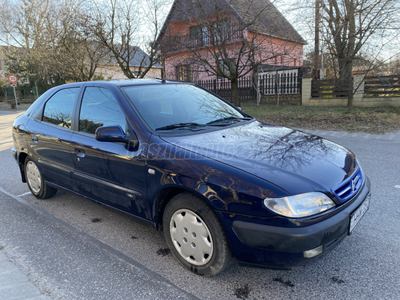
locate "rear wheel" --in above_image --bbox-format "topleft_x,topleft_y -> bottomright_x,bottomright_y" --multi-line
24,157 -> 57,199
163,193 -> 232,276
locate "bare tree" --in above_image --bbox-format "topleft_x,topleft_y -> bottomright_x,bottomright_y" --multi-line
320,0 -> 400,109
158,0 -> 305,106
0,0 -> 53,85
85,0 -> 171,79
55,5 -> 110,82
0,0 -> 107,91
286,0 -> 400,109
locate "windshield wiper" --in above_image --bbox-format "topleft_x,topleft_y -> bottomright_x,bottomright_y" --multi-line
155,122 -> 206,131
206,116 -> 253,126
156,117 -> 252,131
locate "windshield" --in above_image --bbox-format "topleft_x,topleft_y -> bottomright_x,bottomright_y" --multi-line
123,84 -> 247,131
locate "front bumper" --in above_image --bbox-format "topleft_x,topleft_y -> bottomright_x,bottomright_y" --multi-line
216,176 -> 371,268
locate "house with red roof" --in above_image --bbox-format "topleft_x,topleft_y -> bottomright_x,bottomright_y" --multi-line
156,0 -> 307,82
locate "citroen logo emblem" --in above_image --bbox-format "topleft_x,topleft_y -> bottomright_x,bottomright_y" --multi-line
351,175 -> 360,193
351,179 -> 356,193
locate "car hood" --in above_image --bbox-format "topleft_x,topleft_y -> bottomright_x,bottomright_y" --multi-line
160,121 -> 357,195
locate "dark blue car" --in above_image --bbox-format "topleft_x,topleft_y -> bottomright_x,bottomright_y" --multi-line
12,79 -> 371,275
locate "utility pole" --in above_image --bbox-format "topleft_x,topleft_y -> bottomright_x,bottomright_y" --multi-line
314,0 -> 320,79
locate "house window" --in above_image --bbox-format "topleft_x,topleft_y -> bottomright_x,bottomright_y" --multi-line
217,59 -> 234,79
189,25 -> 208,46
280,56 -> 283,65
294,59 -> 297,66
212,18 -> 232,43
176,65 -> 191,81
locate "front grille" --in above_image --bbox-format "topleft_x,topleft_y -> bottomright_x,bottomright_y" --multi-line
331,167 -> 363,203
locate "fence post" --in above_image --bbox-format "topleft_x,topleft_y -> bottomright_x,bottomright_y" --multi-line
256,75 -> 261,105
353,73 -> 366,105
301,77 -> 312,106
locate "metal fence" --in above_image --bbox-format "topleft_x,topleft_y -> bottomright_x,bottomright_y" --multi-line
258,68 -> 301,95
197,76 -> 256,102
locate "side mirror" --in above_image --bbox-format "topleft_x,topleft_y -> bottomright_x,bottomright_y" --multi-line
95,125 -> 139,150
95,125 -> 128,143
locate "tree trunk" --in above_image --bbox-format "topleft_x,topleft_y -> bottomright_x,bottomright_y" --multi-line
231,79 -> 240,107
314,0 -> 320,79
346,78 -> 354,110
338,58 -> 354,110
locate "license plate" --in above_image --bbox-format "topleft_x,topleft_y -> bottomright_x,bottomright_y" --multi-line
349,194 -> 370,234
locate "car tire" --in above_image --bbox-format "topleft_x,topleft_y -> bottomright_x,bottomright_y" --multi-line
24,157 -> 57,199
163,192 -> 232,276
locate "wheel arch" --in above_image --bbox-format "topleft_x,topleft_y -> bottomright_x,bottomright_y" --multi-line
18,151 -> 29,183
160,187 -> 233,275
153,185 -> 212,230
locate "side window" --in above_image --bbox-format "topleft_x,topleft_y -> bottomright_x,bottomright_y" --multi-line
42,88 -> 79,128
79,87 -> 126,135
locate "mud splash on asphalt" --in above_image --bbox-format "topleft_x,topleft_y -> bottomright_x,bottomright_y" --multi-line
234,284 -> 251,299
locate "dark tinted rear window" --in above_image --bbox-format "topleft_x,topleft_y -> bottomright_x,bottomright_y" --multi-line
42,88 -> 79,128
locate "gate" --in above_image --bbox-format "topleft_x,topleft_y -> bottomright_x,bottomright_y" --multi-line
258,68 -> 301,95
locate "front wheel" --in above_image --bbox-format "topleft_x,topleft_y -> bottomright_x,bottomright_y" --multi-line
24,157 -> 57,199
163,193 -> 232,276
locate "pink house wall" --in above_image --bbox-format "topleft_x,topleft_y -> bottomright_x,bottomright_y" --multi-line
248,32 -> 303,68
162,20 -> 304,81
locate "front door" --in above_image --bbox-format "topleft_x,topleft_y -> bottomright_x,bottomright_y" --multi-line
70,86 -> 149,219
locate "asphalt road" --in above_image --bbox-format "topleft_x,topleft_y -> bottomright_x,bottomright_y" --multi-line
1,110 -> 399,300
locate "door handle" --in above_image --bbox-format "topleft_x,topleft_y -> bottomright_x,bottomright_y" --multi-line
31,135 -> 38,142
75,148 -> 85,158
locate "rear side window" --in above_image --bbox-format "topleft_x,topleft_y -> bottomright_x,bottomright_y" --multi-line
42,88 -> 80,128
79,87 -> 126,135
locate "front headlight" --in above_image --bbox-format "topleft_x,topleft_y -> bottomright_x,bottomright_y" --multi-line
264,192 -> 335,218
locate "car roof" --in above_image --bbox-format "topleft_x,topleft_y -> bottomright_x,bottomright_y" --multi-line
111,78 -> 183,87
59,79 -> 188,89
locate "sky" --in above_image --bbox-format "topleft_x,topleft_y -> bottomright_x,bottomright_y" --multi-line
273,0 -> 400,63
1,0 -> 399,64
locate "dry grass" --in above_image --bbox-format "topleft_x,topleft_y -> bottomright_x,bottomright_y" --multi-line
242,103 -> 400,134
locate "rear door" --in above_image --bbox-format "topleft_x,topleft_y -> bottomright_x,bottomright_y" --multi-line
27,87 -> 80,190
70,85 -> 149,218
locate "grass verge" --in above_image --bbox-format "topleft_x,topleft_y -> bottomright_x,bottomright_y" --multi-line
241,103 -> 400,134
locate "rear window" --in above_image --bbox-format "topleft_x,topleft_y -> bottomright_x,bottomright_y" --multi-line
42,88 -> 80,129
